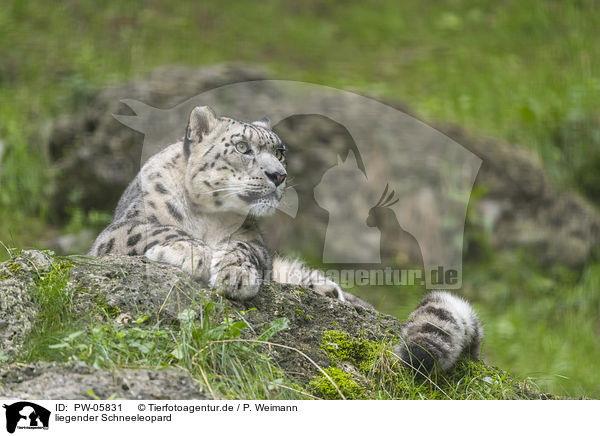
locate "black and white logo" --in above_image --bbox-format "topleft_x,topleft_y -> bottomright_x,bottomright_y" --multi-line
3,402 -> 50,434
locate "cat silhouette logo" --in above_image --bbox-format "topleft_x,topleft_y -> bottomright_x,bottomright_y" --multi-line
3,402 -> 50,433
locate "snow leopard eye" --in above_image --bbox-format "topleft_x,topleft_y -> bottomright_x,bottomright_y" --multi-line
275,148 -> 285,161
235,141 -> 252,154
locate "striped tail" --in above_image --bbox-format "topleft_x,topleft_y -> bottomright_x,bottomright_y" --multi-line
395,291 -> 483,372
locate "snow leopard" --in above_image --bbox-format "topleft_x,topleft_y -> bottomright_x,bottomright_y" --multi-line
89,105 -> 483,372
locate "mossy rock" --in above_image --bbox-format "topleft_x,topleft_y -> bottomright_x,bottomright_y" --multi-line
0,251 -> 551,399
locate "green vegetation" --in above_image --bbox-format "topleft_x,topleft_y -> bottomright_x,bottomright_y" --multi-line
24,257 -> 304,399
310,367 -> 368,400
311,329 -> 547,400
1,0 -> 599,398
321,330 -> 379,373
30,259 -> 74,332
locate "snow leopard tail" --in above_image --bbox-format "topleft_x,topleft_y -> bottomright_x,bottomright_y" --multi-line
395,291 -> 483,372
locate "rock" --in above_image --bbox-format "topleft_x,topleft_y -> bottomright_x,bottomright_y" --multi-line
441,125 -> 600,268
0,251 -> 53,362
0,251 -> 399,383
0,362 -> 208,400
45,64 -> 600,268
67,254 -> 210,324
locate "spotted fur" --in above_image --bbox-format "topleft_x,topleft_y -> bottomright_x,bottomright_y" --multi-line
89,106 -> 344,301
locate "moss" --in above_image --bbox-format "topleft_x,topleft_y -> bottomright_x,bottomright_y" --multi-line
104,305 -> 121,318
309,367 -> 367,399
310,330 -> 384,399
294,307 -> 313,321
7,261 -> 21,273
87,290 -> 120,319
292,288 -> 308,297
321,330 -> 379,372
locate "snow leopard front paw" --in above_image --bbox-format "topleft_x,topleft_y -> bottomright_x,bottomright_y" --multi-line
210,264 -> 261,300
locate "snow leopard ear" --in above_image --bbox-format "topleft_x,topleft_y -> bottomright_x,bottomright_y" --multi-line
252,116 -> 271,130
184,106 -> 218,158
187,106 -> 218,143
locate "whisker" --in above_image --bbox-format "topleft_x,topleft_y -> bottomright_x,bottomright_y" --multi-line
203,188 -> 244,194
223,188 -> 268,199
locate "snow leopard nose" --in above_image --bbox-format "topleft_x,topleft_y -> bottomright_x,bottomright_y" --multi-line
265,170 -> 286,187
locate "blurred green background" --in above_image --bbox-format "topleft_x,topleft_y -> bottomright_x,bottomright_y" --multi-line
1,0 -> 599,397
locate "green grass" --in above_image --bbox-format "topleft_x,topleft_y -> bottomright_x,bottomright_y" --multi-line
1,0 -> 599,398
30,312 -> 303,400
466,255 -> 600,398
